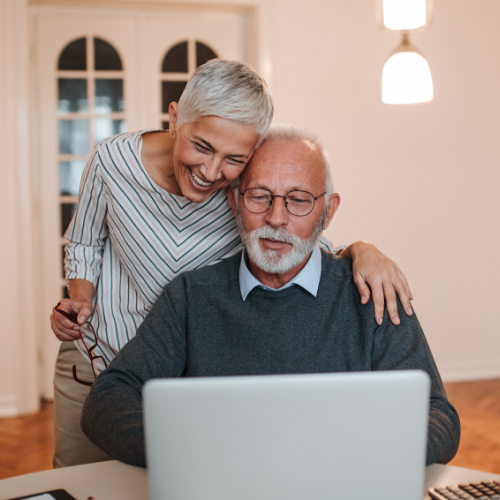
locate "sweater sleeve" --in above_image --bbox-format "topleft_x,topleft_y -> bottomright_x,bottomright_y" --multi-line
80,275 -> 189,467
370,299 -> 460,466
64,146 -> 108,288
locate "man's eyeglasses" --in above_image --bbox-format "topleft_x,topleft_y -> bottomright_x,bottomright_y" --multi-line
239,188 -> 326,217
55,302 -> 108,386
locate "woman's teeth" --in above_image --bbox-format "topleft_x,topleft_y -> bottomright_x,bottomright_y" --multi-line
190,169 -> 213,187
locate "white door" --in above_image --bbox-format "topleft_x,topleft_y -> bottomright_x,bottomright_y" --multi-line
34,6 -> 248,398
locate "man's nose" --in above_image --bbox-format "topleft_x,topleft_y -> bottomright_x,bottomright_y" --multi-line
200,157 -> 224,182
264,196 -> 289,228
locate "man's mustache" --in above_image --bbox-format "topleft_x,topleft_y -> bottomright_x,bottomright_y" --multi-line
250,226 -> 302,246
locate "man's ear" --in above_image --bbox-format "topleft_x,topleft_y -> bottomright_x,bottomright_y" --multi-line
227,188 -> 238,219
322,193 -> 341,231
168,102 -> 178,133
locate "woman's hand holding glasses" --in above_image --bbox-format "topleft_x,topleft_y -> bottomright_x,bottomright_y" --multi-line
53,299 -> 108,386
50,279 -> 95,342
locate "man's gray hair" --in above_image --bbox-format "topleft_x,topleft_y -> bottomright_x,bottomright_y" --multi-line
265,125 -> 334,199
177,59 -> 274,145
232,124 -> 334,199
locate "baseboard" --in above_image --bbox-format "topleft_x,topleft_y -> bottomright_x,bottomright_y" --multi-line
0,395 -> 18,417
440,363 -> 500,383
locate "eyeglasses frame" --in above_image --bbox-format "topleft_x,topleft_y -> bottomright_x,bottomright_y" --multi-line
239,188 -> 327,217
54,302 -> 108,386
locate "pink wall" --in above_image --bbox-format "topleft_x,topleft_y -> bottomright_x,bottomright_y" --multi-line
270,0 -> 500,380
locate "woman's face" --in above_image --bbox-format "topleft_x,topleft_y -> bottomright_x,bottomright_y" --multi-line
171,113 -> 260,203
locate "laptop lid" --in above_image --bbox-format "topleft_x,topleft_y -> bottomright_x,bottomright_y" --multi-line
144,370 -> 430,500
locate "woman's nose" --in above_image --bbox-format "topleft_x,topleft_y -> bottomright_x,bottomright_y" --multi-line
200,158 -> 224,182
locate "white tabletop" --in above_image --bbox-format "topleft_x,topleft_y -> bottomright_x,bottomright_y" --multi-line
1,461 -> 499,500
0,461 -> 147,500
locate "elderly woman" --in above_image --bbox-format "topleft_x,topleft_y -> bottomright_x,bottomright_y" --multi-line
50,59 -> 413,468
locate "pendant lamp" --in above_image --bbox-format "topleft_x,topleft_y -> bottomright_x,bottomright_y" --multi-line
381,32 -> 433,105
376,0 -> 433,31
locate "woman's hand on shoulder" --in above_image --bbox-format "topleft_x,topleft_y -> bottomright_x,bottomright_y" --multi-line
339,241 -> 413,326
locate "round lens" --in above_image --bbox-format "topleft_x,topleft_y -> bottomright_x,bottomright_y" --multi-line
244,188 -> 272,213
285,191 -> 314,216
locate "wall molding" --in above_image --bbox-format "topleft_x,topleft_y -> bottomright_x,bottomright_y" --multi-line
0,396 -> 18,418
440,363 -> 500,384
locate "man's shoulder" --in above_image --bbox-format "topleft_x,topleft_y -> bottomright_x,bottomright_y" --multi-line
320,249 -> 354,279
173,253 -> 241,289
317,249 -> 365,305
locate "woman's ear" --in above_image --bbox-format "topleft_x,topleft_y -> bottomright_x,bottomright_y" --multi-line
168,102 -> 179,133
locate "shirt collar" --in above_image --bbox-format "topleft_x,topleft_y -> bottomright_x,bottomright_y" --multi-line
239,246 -> 322,301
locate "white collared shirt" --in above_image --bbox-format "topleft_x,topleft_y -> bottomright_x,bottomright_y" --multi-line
239,246 -> 322,301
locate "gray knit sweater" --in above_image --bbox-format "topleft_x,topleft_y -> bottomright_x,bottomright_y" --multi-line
81,251 -> 460,468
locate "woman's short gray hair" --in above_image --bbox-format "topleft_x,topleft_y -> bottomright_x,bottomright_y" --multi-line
177,59 -> 274,146
232,124 -> 334,199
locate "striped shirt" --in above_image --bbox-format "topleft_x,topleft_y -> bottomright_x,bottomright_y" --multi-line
65,130 -> 334,368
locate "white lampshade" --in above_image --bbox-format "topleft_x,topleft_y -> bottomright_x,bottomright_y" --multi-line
377,0 -> 433,31
381,34 -> 433,105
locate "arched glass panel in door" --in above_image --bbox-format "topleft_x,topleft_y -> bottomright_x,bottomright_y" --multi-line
196,42 -> 217,68
160,40 -> 218,130
58,37 -> 86,70
162,41 -> 188,73
56,36 -> 127,298
94,37 -> 123,71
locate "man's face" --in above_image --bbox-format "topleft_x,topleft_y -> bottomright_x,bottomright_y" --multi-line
228,139 -> 340,273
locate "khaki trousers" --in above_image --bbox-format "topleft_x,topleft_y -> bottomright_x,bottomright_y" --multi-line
53,342 -> 112,468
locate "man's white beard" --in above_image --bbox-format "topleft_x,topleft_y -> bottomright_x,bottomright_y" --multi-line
235,205 -> 326,275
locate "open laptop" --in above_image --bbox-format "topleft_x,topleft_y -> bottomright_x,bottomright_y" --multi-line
143,370 -> 430,500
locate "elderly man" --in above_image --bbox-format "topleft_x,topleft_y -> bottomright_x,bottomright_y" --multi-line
81,125 -> 460,468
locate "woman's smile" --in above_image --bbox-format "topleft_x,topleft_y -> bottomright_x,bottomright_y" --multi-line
188,168 -> 215,191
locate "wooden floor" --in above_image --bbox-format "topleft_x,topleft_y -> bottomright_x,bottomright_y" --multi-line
446,378 -> 500,475
0,379 -> 499,480
0,401 -> 54,480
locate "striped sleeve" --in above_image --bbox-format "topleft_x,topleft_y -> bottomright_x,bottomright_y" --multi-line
319,235 -> 335,252
319,236 -> 346,254
64,145 -> 109,288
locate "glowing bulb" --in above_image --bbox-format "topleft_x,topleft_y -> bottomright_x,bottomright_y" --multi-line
382,0 -> 427,31
381,34 -> 433,105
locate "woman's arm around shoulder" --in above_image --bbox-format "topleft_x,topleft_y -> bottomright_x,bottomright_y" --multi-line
339,241 -> 414,327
